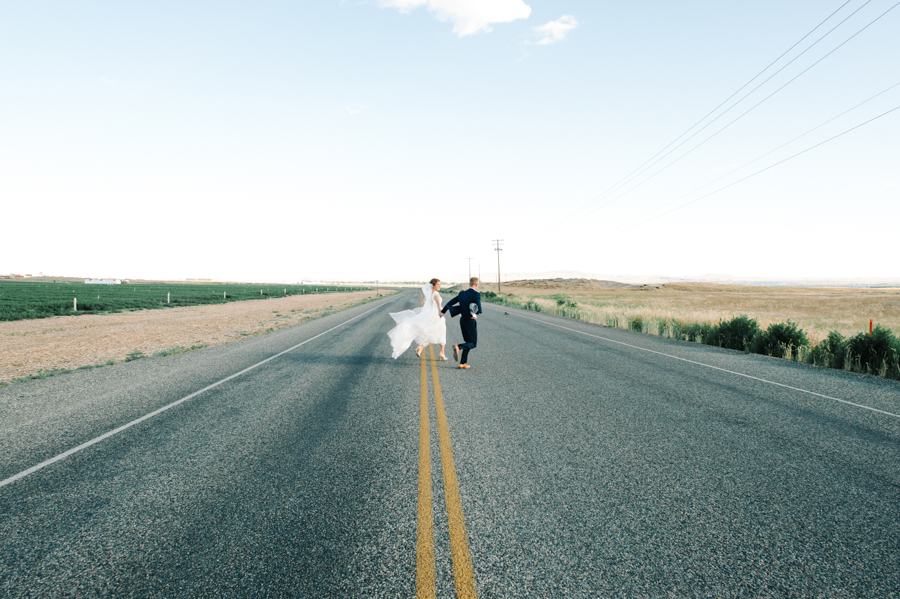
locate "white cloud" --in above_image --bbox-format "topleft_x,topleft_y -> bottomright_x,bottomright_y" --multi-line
346,106 -> 364,116
531,15 -> 578,45
380,0 -> 531,37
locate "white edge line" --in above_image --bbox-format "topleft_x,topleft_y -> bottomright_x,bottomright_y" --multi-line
1,296 -> 401,489
492,306 -> 900,419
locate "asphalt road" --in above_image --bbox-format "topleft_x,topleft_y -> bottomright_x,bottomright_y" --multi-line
1,290 -> 899,598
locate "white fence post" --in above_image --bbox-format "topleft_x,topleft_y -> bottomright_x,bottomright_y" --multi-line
167,292 -> 170,304
74,298 -> 77,311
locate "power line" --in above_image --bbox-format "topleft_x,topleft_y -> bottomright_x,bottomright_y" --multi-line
580,0 -> 882,208
613,0 -> 857,182
573,0 -> 900,223
520,0 -> 877,239
601,102 -> 900,240
638,79 -> 900,220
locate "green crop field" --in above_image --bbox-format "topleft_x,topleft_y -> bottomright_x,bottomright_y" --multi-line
0,281 -> 373,322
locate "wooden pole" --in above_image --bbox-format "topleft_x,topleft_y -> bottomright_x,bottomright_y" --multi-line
870,319 -> 874,336
74,297 -> 77,311
493,239 -> 504,293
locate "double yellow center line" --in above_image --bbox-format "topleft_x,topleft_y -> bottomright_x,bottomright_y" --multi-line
417,346 -> 478,599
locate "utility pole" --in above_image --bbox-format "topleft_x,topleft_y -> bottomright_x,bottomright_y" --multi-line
492,239 -> 504,294
467,257 -> 473,281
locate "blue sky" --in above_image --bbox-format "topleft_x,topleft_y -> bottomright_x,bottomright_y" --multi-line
2,1 -> 898,282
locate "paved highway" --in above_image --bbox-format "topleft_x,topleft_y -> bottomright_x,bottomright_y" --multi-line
1,290 -> 898,597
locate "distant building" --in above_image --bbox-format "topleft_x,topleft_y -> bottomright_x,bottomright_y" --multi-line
85,279 -> 122,285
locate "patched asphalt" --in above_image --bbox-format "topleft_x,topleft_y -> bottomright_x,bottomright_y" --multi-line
1,291 -> 898,598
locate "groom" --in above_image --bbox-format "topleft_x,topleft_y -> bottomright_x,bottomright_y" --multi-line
441,277 -> 482,369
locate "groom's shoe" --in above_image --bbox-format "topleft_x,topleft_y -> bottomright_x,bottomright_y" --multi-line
458,364 -> 470,369
453,345 -> 460,362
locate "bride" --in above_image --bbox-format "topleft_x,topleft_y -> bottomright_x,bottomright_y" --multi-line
388,278 -> 447,360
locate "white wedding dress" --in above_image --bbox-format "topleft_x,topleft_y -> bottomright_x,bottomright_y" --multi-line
388,284 -> 447,359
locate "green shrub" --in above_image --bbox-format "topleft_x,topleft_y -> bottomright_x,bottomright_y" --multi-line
846,325 -> 900,378
629,316 -> 643,332
810,331 -> 847,369
523,299 -> 541,312
708,315 -> 760,351
483,291 -> 497,300
752,321 -> 809,359
660,318 -> 681,339
681,322 -> 714,343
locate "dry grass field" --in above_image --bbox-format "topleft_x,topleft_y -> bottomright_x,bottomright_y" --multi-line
482,279 -> 900,345
0,290 -> 393,384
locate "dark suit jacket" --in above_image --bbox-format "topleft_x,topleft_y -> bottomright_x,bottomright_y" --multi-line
442,288 -> 482,320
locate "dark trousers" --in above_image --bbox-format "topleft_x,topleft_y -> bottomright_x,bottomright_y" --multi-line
459,318 -> 477,364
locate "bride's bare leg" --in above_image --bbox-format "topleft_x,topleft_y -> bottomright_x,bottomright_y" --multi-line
439,344 -> 446,359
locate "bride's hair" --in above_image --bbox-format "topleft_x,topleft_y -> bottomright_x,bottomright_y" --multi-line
429,278 -> 440,286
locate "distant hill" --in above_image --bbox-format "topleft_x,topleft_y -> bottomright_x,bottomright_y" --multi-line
467,271 -> 900,288
504,278 -> 636,290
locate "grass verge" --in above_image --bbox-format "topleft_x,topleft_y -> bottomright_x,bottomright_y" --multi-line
484,291 -> 900,381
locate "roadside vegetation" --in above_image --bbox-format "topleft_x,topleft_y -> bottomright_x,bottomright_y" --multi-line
483,291 -> 900,381
0,292 -> 389,386
1,358 -> 118,386
0,281 -> 371,321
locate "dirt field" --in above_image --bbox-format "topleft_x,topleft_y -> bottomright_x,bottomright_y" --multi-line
1,290 -> 393,384
484,279 -> 900,344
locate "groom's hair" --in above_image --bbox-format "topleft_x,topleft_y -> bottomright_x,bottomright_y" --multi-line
469,277 -> 479,287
